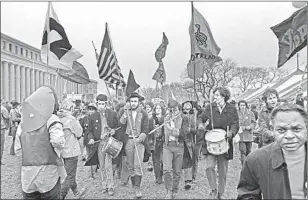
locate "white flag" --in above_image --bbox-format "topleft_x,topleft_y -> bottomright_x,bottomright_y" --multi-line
41,2 -> 82,70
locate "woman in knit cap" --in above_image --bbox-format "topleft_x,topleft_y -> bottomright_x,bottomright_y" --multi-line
57,99 -> 86,199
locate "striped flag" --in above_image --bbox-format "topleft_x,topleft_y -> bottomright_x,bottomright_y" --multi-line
96,23 -> 126,87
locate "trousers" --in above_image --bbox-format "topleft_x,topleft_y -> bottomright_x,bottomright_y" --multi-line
205,154 -> 229,194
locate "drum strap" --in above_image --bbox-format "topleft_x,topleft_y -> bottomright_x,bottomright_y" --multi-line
209,104 -> 214,130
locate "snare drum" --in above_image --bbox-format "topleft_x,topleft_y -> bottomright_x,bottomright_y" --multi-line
205,129 -> 229,155
101,137 -> 123,158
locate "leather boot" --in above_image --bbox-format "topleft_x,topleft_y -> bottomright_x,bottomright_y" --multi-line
131,176 -> 135,186
134,175 -> 142,198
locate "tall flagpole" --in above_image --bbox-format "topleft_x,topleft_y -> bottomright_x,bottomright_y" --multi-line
191,1 -> 197,101
306,7 -> 308,197
46,2 -> 51,86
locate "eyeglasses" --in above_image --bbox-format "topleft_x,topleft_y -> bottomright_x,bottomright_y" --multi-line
97,102 -> 106,105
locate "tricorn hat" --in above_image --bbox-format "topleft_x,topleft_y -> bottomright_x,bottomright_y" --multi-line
96,94 -> 108,102
128,92 -> 143,100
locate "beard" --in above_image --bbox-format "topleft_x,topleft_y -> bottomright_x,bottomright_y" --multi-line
131,104 -> 139,110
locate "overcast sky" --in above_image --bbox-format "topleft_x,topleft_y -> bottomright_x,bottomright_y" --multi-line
1,2 -> 307,94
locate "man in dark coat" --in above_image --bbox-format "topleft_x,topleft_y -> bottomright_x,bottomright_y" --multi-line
200,87 -> 239,199
84,94 -> 120,196
237,103 -> 307,199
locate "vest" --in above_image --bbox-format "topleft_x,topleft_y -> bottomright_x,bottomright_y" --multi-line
20,123 -> 63,166
125,110 -> 143,137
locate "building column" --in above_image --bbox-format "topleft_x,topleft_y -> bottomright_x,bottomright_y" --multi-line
39,71 -> 42,86
15,64 -> 21,103
26,67 -> 31,97
1,61 -> 5,100
35,70 -> 40,89
50,74 -> 53,88
9,63 -> 15,101
20,66 -> 26,101
30,68 -> 35,93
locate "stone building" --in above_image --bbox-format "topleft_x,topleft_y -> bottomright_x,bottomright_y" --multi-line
1,33 -> 97,103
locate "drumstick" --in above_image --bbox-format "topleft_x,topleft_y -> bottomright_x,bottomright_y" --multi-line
93,127 -> 121,144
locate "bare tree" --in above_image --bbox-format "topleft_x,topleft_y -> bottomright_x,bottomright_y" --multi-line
236,67 -> 259,92
251,67 -> 289,88
182,58 -> 239,100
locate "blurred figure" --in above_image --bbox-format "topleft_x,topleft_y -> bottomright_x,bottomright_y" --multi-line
1,101 -> 10,164
237,100 -> 256,167
250,104 -> 258,121
295,91 -> 305,108
9,101 -> 21,156
80,103 -> 98,179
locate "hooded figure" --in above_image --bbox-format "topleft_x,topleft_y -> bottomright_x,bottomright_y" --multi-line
15,86 -> 67,199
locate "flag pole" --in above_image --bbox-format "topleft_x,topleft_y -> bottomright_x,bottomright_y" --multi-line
156,80 -> 159,97
92,40 -> 113,99
191,1 -> 197,101
306,8 -> 308,200
46,2 -> 51,86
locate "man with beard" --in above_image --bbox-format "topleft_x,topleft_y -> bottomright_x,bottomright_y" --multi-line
237,103 -> 307,199
119,92 -> 150,198
85,94 -> 119,196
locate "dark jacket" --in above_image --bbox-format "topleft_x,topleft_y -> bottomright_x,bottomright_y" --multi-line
181,114 -> 193,169
79,114 -> 91,146
200,102 -> 239,160
237,142 -> 307,200
84,109 -> 120,166
118,108 -> 151,159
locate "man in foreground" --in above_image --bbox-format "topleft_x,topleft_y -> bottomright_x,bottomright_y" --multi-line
237,103 -> 307,199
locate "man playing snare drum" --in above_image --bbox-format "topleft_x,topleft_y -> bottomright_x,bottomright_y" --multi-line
85,94 -> 119,196
200,87 -> 239,199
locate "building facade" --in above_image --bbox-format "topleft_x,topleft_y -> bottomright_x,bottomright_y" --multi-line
1,33 -> 97,103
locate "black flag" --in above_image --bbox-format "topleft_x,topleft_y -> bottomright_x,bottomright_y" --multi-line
125,70 -> 140,97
